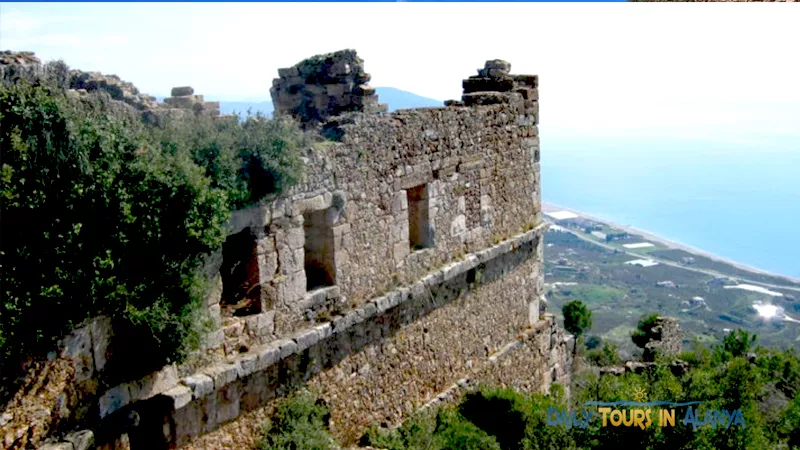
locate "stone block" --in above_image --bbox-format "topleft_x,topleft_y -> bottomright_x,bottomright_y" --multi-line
98,383 -> 131,418
278,67 -> 299,78
294,328 -> 319,352
90,316 -> 113,373
393,241 -> 410,264
332,310 -> 360,333
300,288 -> 328,311
171,86 -> 194,96
163,385 -> 193,410
278,244 -> 302,275
277,271 -> 306,304
237,353 -> 258,377
216,384 -> 240,424
392,191 -> 408,214
462,91 -> 513,106
512,74 -> 538,88
278,339 -> 298,359
64,430 -> 94,450
164,95 -> 203,109
257,344 -> 281,370
462,77 -> 515,94
450,214 -> 467,237
258,251 -> 278,284
375,295 -> 392,313
287,226 -> 305,250
206,273 -> 223,306
208,304 -> 222,330
202,329 -> 225,350
229,203 -> 270,235
39,444 -> 73,450
61,325 -> 94,382
359,301 -> 378,321
314,322 -> 333,340
290,194 -> 329,216
253,311 -> 275,336
201,363 -> 239,389
129,365 -> 179,401
181,374 -> 214,399
457,196 -> 466,214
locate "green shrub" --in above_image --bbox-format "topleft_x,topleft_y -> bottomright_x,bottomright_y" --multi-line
631,313 -> 660,348
257,391 -> 335,450
361,411 -> 440,450
587,342 -> 622,367
361,408 -> 500,450
154,111 -> 306,210
0,71 -> 305,379
434,409 -> 501,450
459,387 -> 531,450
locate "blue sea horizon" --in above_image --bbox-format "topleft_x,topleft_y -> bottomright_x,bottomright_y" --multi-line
541,134 -> 800,279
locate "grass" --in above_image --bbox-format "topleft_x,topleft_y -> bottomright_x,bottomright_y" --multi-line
548,283 -> 626,304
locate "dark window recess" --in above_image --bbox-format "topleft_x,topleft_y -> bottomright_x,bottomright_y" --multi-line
408,184 -> 434,250
304,208 -> 336,290
464,170 -> 481,229
220,229 -> 263,316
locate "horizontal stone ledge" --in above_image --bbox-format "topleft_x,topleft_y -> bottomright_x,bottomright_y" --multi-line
148,222 -> 548,413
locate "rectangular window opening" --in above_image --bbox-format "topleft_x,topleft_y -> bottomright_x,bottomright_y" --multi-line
220,229 -> 263,316
408,184 -> 433,251
304,209 -> 336,291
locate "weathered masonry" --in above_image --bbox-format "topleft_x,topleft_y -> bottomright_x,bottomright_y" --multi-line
38,50 -> 571,450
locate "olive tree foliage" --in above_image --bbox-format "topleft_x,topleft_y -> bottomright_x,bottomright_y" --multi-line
562,300 -> 592,355
0,66 -> 306,379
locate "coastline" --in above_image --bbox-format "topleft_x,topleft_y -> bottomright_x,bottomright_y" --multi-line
542,201 -> 800,285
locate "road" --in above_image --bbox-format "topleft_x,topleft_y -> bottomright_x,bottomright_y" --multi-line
552,223 -> 800,294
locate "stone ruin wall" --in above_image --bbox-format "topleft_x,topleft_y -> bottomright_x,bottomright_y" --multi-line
8,50 -> 572,450
0,51 -> 222,119
270,49 -> 387,129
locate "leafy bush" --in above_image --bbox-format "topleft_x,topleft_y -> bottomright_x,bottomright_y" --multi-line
587,342 -> 622,366
257,391 -> 335,450
369,330 -> 800,450
585,335 -> 602,350
153,111 -> 307,210
362,407 -> 500,450
459,387 -> 529,450
0,70 -> 305,380
631,313 -> 660,348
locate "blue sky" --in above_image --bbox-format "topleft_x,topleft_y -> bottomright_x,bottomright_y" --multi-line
2,2 -> 799,143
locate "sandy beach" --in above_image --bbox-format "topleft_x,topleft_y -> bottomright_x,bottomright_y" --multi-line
543,202 -> 800,285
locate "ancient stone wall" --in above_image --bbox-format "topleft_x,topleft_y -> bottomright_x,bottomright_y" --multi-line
8,51 -> 567,450
214,56 -> 542,351
270,49 -> 387,129
643,316 -> 683,362
0,52 -> 223,121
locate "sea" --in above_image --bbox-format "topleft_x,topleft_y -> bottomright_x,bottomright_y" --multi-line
540,135 -> 800,279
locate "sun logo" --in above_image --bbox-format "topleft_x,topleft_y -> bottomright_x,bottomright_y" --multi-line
633,388 -> 648,402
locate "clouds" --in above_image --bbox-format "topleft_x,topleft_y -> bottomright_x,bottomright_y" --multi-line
2,3 -> 799,141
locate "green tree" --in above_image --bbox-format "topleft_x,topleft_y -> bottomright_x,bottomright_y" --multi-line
257,391 -> 336,450
563,300 -> 592,355
631,313 -> 661,349
0,68 -> 305,382
720,329 -> 757,360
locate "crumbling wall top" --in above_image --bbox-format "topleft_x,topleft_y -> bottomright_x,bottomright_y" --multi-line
270,49 -> 387,129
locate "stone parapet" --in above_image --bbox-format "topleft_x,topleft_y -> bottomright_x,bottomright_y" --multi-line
270,49 -> 387,129
85,224 -> 550,448
643,316 -> 683,362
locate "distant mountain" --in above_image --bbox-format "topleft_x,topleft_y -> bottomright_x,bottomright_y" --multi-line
374,87 -> 443,111
156,87 -> 442,118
